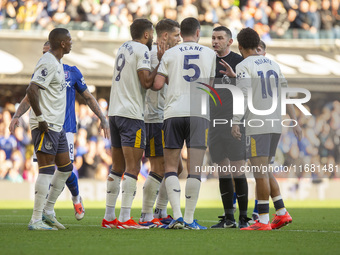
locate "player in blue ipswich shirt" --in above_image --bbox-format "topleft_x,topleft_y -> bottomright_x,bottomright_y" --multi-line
9,41 -> 110,221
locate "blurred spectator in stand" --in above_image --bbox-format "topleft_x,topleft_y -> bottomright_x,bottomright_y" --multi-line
0,0 -> 5,29
227,6 -> 243,37
16,0 -> 38,30
241,1 -> 255,28
113,0 -> 126,12
35,1 -> 52,30
78,104 -> 93,130
164,7 -> 177,20
0,148 -> 12,180
309,1 -> 320,36
22,155 -> 38,182
13,125 -> 30,159
117,7 -> 132,38
3,0 -> 18,29
201,7 -> 214,26
294,0 -> 318,39
108,4 -> 120,37
98,98 -> 108,117
66,0 -> 82,22
75,128 -> 88,158
283,0 -> 299,10
5,149 -> 24,183
318,123 -> 334,164
96,136 -> 112,167
332,0 -> 340,38
149,0 -> 164,24
319,0 -> 334,39
46,0 -> 59,18
52,0 -> 71,26
269,1 -> 290,38
95,163 -> 109,181
100,0 -> 111,23
287,7 -> 299,38
253,6 -> 271,40
205,0 -> 230,26
134,6 -> 148,19
177,0 -> 198,22
126,0 -> 139,16
0,114 -> 17,160
86,2 -> 104,31
78,137 -> 100,179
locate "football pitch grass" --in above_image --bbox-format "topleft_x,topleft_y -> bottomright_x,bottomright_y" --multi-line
1,200 -> 340,255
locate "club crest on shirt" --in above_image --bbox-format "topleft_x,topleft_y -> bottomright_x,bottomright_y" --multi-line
222,74 -> 231,84
45,141 -> 53,150
144,51 -> 149,60
64,71 -> 70,80
41,68 -> 48,77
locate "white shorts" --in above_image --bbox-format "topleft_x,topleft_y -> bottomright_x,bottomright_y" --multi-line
33,132 -> 74,161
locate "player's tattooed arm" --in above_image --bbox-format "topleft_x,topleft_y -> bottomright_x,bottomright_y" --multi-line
80,89 -> 110,139
26,83 -> 49,133
9,95 -> 31,134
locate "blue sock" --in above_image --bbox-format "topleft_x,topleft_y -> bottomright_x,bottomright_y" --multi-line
66,171 -> 79,197
253,200 -> 258,214
233,192 -> 237,205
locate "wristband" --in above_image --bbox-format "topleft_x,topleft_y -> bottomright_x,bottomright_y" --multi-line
36,115 -> 45,122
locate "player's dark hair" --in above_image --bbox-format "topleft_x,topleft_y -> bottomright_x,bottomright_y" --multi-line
180,17 -> 200,37
130,19 -> 153,40
237,27 -> 260,50
258,40 -> 266,50
213,26 -> 232,38
48,28 -> 70,49
155,19 -> 180,37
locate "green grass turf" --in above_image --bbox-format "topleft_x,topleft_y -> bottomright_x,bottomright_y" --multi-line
1,200 -> 340,255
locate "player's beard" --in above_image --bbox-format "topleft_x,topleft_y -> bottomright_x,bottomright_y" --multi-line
146,37 -> 153,51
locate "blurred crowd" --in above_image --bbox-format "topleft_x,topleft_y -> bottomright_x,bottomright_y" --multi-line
277,101 -> 340,180
1,0 -> 340,40
1,97 -> 339,183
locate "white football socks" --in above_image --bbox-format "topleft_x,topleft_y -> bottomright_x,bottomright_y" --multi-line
31,174 -> 53,222
141,175 -> 161,222
118,174 -> 137,223
154,179 -> 168,218
44,170 -> 71,214
165,175 -> 182,220
184,177 -> 201,224
104,173 -> 122,221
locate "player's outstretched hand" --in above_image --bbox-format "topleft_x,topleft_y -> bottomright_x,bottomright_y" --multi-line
38,121 -> 49,133
219,59 -> 236,78
293,124 -> 302,141
99,118 -> 110,140
231,124 -> 242,141
157,40 -> 168,61
9,117 -> 19,134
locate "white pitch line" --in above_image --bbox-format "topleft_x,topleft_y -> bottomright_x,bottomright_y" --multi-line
0,215 -> 103,218
1,222 -> 340,233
